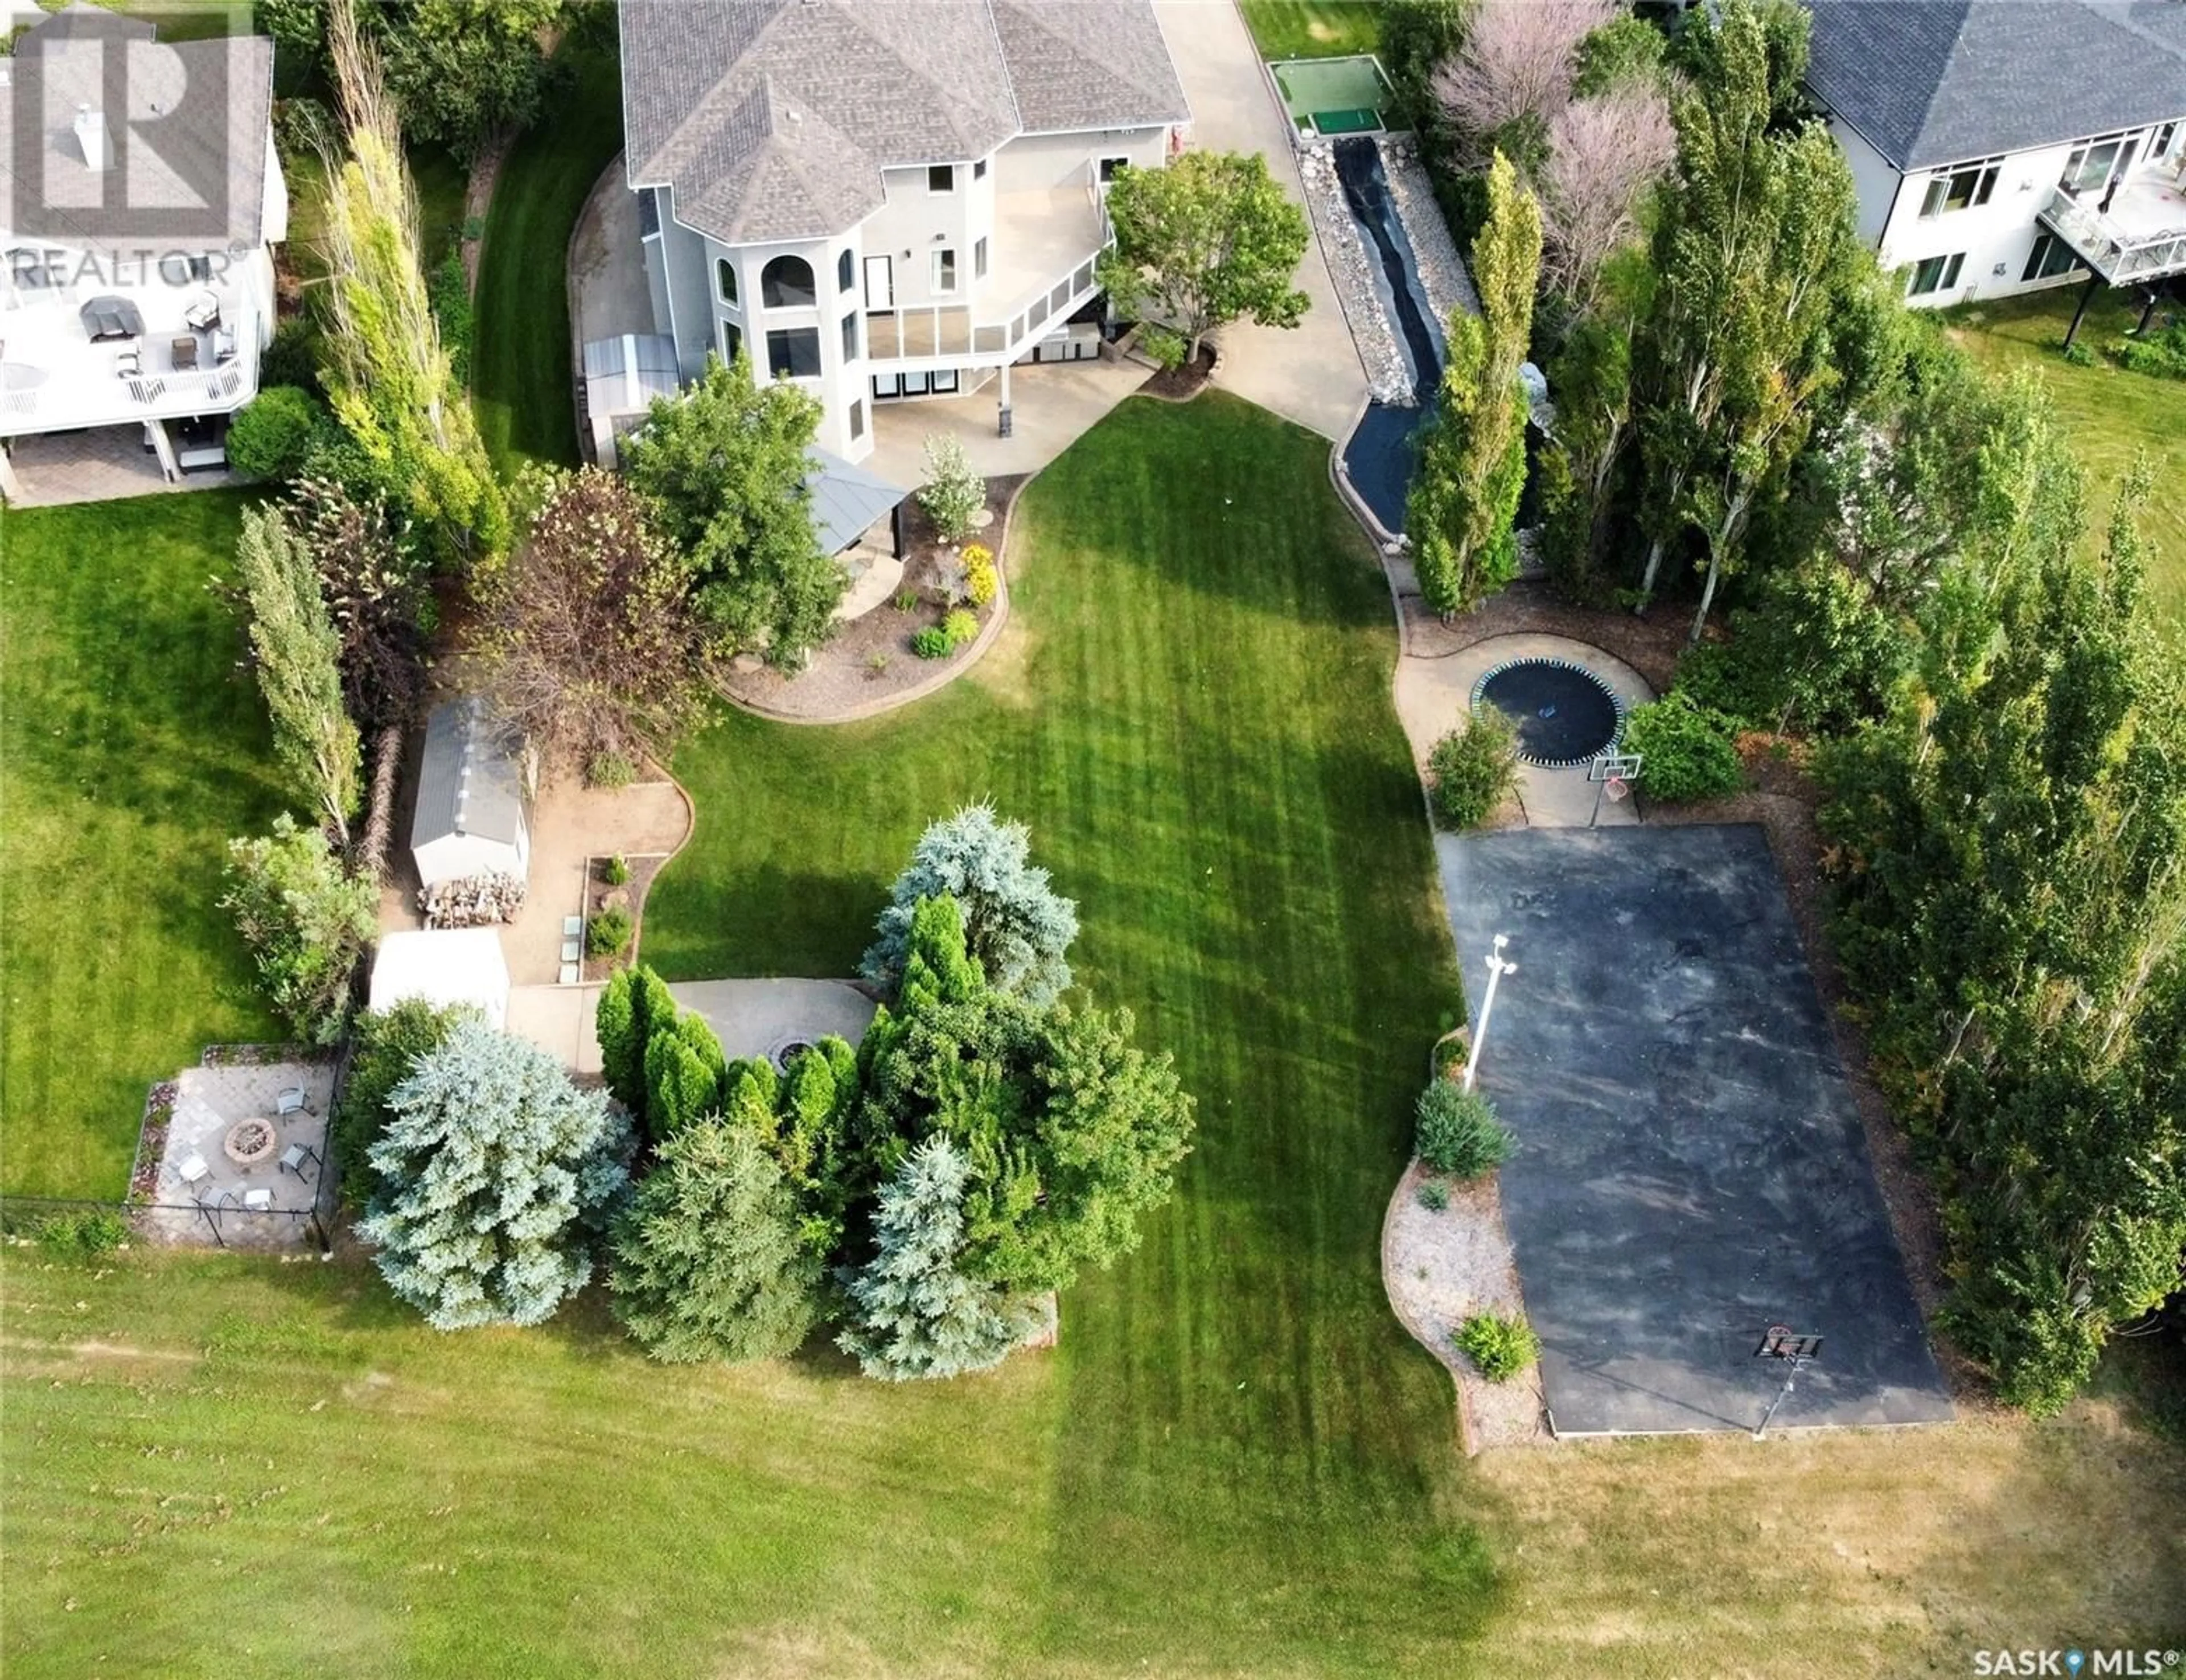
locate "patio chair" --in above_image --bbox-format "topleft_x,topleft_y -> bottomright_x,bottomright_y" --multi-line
170,336 -> 200,372
278,1142 -> 320,1183
176,1151 -> 211,1190
276,1086 -> 315,1117
113,341 -> 142,378
243,1187 -> 273,1213
183,293 -> 221,332
213,326 -> 239,366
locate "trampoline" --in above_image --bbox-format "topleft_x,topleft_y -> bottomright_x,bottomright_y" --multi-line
1472,657 -> 1624,768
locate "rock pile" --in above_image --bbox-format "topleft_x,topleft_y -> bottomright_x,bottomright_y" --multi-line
1380,136 -> 1480,326
420,870 -> 528,928
1296,139 -> 1411,403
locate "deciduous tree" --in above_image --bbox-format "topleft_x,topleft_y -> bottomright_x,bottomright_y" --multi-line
363,1020 -> 633,1329
915,434 -> 986,545
479,467 -> 713,775
1098,150 -> 1310,364
1538,83 -> 1675,311
621,350 -> 842,668
1432,0 -> 1614,158
233,504 -> 362,846
1407,153 -> 1541,616
221,814 -> 379,1044
290,470 -> 429,731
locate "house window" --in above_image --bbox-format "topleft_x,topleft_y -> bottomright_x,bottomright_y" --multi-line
931,368 -> 959,394
717,258 -> 738,305
841,310 -> 859,363
722,320 -> 743,362
1099,156 -> 1129,183
973,158 -> 988,180
1904,252 -> 1965,297
2021,232 -> 2085,282
928,164 -> 955,194
2155,122 -> 2179,160
837,249 -> 855,294
1917,159 -> 1999,217
849,398 -> 865,441
638,187 -> 661,238
974,237 -> 988,281
2060,132 -> 2128,195
932,248 -> 958,294
765,327 -> 821,378
761,254 -> 816,308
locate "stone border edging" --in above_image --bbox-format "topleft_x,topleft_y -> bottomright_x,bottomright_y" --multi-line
715,475 -> 1030,726
1381,1156 -> 1483,1454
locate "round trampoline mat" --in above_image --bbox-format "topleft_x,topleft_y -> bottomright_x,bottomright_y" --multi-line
1472,657 -> 1624,768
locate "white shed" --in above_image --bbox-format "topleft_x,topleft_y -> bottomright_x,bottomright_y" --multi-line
410,697 -> 531,890
369,929 -> 511,1030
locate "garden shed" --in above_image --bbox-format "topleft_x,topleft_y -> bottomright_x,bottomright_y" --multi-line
410,697 -> 532,891
369,929 -> 511,1028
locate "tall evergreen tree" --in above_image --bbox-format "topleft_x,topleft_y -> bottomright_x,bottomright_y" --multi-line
610,1119 -> 821,1364
1407,153 -> 1541,617
862,805 -> 1080,1006
837,1134 -> 1030,1381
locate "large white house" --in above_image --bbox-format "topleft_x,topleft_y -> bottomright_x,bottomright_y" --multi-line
618,0 -> 1190,463
0,2 -> 286,493
1803,0 -> 2186,329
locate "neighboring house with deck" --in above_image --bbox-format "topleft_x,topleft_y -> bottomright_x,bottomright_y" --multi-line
1802,0 -> 2186,335
0,2 -> 286,496
617,0 -> 1190,464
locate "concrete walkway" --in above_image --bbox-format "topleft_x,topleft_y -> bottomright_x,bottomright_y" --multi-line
1392,631 -> 1655,829
1153,0 -> 1369,439
867,356 -> 1150,483
668,980 -> 878,1063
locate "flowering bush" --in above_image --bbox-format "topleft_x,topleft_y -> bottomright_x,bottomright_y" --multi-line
963,543 -> 998,607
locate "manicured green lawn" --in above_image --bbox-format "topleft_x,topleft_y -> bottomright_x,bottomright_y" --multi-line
1239,0 -> 1383,60
0,495 -> 282,1197
6,401 -> 2184,1675
472,40 -> 623,476
1943,289 -> 2186,624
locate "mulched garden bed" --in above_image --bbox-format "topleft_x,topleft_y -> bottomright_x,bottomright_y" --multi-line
581,851 -> 667,983
1139,343 -> 1218,401
720,475 -> 1028,721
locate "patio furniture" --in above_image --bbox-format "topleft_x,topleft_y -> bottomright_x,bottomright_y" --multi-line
176,1151 -> 211,1189
80,295 -> 146,340
278,1142 -> 321,1183
243,1187 -> 273,1212
113,340 -> 142,378
183,292 -> 221,331
213,326 -> 238,366
170,336 -> 200,372
276,1086 -> 315,1117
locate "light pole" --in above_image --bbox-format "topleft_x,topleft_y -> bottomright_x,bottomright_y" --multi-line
1463,934 -> 1516,1093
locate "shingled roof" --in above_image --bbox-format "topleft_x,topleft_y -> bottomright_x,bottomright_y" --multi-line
622,0 -> 1189,247
0,2 -> 276,256
1804,0 -> 2186,172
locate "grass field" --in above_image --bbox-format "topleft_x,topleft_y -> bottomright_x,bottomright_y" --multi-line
472,40 -> 624,476
1239,0 -> 1383,60
6,400 -> 2184,1672
1943,288 -> 2186,624
0,496 -> 282,1198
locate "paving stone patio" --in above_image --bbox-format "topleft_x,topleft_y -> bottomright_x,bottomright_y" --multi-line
145,1061 -> 335,1252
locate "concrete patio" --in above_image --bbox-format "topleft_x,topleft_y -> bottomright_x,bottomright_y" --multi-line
145,1060 -> 334,1252
2,425 -> 237,508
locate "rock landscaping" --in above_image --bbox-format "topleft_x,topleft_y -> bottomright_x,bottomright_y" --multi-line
1380,136 -> 1480,327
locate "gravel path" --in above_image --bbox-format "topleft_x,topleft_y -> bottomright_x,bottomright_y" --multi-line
1295,141 -> 1411,403
1383,1159 -> 1551,1450
1382,137 -> 1479,326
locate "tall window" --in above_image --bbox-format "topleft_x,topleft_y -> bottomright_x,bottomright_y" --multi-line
2060,133 -> 2127,195
932,248 -> 958,294
765,327 -> 821,378
973,158 -> 988,180
841,310 -> 859,363
722,320 -> 743,361
716,258 -> 738,305
849,398 -> 865,442
837,249 -> 855,294
761,254 -> 816,308
1904,252 -> 1965,297
1100,156 -> 1129,183
928,163 -> 955,194
638,187 -> 661,238
2021,232 -> 2084,283
1918,159 -> 1999,217
974,237 -> 988,281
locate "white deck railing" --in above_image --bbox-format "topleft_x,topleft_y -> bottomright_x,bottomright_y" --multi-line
2038,184 -> 2186,283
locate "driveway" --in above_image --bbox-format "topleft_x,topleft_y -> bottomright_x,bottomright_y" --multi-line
1153,0 -> 1368,439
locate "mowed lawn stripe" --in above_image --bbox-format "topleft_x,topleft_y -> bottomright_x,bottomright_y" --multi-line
1,493 -> 283,1197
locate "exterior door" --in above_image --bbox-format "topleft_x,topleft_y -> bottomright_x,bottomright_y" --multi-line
863,255 -> 893,311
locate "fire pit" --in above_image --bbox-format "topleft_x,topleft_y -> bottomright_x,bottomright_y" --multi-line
770,1038 -> 816,1074
223,1117 -> 280,1167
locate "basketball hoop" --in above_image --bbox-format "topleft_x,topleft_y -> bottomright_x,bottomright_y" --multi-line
1604,776 -> 1629,803
1752,1325 -> 1823,1438
1588,752 -> 1645,827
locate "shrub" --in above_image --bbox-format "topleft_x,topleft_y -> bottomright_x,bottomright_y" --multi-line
35,1209 -> 129,1259
911,626 -> 953,660
963,543 -> 998,607
893,588 -> 921,613
428,246 -> 474,386
1621,691 -> 1743,801
943,608 -> 978,647
2109,320 -> 2186,380
861,805 -> 1079,1005
587,906 -> 634,959
258,314 -> 323,396
1428,709 -> 1520,829
917,433 -> 987,543
1416,1180 -> 1449,1212
1454,1311 -> 1540,1381
1140,324 -> 1188,371
222,814 -> 377,1044
602,854 -> 631,887
1415,1080 -> 1511,1179
226,385 -> 330,483
586,749 -> 635,789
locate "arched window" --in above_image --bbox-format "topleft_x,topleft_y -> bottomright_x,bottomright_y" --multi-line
716,259 -> 737,306
837,248 -> 854,294
761,254 -> 816,309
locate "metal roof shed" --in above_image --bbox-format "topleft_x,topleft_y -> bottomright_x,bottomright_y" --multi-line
369,928 -> 511,1030
410,697 -> 532,891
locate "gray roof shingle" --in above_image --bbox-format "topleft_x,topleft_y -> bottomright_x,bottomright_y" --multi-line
622,0 -> 1187,246
0,2 -> 275,256
1805,1 -> 2186,171
412,698 -> 528,853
